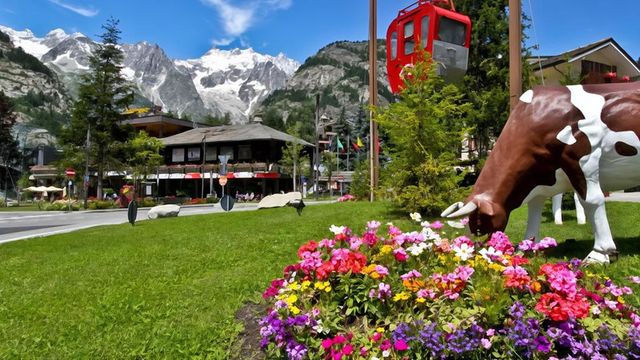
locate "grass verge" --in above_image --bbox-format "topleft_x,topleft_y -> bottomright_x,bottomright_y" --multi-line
0,201 -> 638,358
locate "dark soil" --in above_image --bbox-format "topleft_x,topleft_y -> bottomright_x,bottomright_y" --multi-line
231,302 -> 268,360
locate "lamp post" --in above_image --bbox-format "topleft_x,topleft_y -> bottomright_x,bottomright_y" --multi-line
509,0 -> 522,111
369,0 -> 379,201
201,132 -> 206,199
83,125 -> 90,209
314,94 -> 320,200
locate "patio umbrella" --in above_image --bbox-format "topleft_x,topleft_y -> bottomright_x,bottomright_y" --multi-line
24,186 -> 39,192
44,186 -> 63,192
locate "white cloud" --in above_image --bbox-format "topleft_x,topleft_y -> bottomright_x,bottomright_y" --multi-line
202,0 -> 292,44
212,37 -> 234,46
48,0 -> 99,17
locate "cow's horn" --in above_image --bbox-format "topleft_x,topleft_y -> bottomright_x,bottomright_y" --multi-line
441,202 -> 464,217
445,201 -> 478,218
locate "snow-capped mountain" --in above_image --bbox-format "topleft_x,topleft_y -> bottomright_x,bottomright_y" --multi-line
175,48 -> 299,120
0,25 -> 299,122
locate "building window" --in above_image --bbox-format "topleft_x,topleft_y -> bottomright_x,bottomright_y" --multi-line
172,148 -> 185,162
205,146 -> 217,161
238,145 -> 252,160
220,146 -> 234,160
187,147 -> 201,161
404,21 -> 414,55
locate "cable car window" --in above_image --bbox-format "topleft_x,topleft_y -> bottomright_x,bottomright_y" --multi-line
404,21 -> 414,38
438,17 -> 466,46
390,31 -> 398,59
404,21 -> 414,55
421,16 -> 430,48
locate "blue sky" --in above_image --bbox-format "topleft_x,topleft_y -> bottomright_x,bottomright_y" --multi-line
0,0 -> 639,63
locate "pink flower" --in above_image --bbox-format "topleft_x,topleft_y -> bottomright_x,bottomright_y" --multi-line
349,237 -> 363,250
362,231 -> 378,247
342,344 -> 353,355
453,235 -> 474,248
455,265 -> 475,282
393,248 -> 408,262
319,239 -> 336,249
518,239 -> 535,252
375,265 -> 389,277
393,339 -> 409,351
487,231 -> 514,255
366,220 -> 381,231
481,338 -> 492,349
388,225 -> 402,237
460,217 -> 469,225
430,221 -> 444,230
401,269 -> 422,281
630,276 -> 640,284
535,237 -> 557,251
322,338 -> 333,349
380,339 -> 391,351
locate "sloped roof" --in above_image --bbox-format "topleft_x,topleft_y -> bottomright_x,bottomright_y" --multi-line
535,37 -> 640,72
161,122 -> 313,147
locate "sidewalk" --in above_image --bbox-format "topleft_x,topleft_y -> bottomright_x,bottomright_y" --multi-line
606,191 -> 640,203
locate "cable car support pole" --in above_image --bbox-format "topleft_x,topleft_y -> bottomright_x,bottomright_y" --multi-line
509,0 -> 522,112
368,0 -> 379,202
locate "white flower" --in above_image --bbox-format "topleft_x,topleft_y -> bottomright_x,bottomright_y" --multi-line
479,247 -> 501,263
453,243 -> 474,261
447,220 -> 465,229
590,305 -> 601,316
409,212 -> 422,222
407,242 -> 428,256
382,350 -> 391,358
421,227 -> 441,241
420,220 -> 431,228
329,224 -> 346,235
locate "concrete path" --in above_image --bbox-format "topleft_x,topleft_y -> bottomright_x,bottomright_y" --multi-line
0,200 -> 328,245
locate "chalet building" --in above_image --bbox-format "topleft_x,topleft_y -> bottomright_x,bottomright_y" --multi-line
120,114 -> 208,138
153,121 -> 313,199
530,38 -> 640,85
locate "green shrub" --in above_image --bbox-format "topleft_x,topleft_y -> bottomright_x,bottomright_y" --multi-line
87,200 -> 116,210
139,197 -> 156,207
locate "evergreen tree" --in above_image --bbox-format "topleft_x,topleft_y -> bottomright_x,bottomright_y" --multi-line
0,92 -> 20,168
375,55 -> 471,215
61,17 -> 133,200
454,0 -> 531,157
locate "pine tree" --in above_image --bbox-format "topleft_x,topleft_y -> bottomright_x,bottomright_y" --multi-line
61,17 -> 132,200
0,92 -> 19,168
375,55 -> 471,215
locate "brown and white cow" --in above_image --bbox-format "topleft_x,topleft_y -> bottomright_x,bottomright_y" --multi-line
442,82 -> 640,263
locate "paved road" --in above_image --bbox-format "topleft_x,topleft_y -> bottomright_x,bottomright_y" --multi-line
0,202 -> 265,244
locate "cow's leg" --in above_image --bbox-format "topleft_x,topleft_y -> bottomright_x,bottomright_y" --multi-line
525,196 -> 545,241
574,192 -> 586,225
552,193 -> 563,225
579,178 -> 616,264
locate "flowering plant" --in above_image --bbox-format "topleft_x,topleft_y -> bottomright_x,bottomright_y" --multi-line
337,194 -> 356,202
260,216 -> 640,359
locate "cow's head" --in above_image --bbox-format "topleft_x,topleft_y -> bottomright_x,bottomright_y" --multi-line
443,87 -> 585,235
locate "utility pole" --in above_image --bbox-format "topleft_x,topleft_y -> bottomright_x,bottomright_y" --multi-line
368,0 -> 379,202
83,125 -> 90,209
314,94 -> 320,201
509,0 -> 522,112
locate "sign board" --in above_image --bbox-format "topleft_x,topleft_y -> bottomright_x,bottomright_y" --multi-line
219,175 -> 227,186
65,168 -> 76,177
220,194 -> 234,211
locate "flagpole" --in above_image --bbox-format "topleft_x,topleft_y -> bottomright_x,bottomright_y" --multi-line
336,136 -> 339,172
347,135 -> 350,171
368,0 -> 378,202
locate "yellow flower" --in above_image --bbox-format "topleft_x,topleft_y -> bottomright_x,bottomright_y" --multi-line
376,327 -> 385,333
301,280 -> 311,291
488,263 -> 505,272
416,297 -> 426,304
380,245 -> 393,255
618,297 -> 625,304
289,305 -> 301,315
393,292 -> 410,302
285,294 -> 298,304
314,281 -> 332,292
288,282 -> 301,291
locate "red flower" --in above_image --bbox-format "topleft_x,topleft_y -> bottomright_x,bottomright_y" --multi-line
510,255 -> 529,266
535,292 -> 590,321
298,240 -> 318,258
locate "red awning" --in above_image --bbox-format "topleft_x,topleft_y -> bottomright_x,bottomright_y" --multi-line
184,172 -> 202,179
255,172 -> 280,179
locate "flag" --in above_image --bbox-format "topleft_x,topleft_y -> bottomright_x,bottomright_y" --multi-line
337,137 -> 344,152
352,141 -> 360,151
357,137 -> 364,148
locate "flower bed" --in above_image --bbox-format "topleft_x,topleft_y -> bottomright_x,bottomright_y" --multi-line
260,214 -> 640,359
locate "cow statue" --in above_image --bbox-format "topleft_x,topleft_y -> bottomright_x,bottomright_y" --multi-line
442,82 -> 640,263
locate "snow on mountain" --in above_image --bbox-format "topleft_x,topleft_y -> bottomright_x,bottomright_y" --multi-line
0,25 -> 300,122
175,47 -> 299,120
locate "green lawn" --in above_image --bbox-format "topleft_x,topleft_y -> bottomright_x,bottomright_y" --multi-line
0,203 -> 42,211
0,201 -> 639,358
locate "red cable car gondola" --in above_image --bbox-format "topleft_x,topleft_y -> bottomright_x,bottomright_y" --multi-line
386,0 -> 472,93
